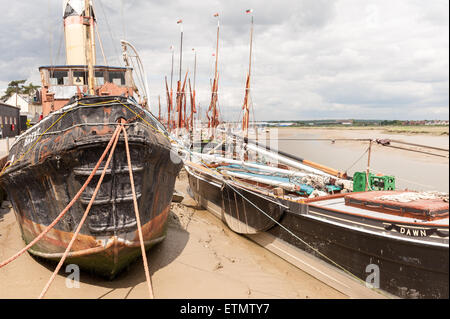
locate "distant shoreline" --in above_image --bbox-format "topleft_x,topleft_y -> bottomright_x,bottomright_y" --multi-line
275,125 -> 449,136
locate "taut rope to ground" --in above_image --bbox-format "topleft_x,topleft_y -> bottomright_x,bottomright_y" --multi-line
39,123 -> 122,299
0,125 -> 122,270
122,124 -> 155,299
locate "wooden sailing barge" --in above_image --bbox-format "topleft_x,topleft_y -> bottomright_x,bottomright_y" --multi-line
180,10 -> 449,299
0,0 -> 182,278
185,158 -> 448,298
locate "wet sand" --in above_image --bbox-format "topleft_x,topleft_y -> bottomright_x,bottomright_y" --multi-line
0,169 -> 345,299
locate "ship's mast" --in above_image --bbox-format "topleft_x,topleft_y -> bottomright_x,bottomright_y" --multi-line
165,76 -> 171,130
84,0 -> 96,95
191,48 -> 197,131
176,19 -> 184,132
208,13 -> 220,138
170,45 -> 174,130
242,9 -> 254,138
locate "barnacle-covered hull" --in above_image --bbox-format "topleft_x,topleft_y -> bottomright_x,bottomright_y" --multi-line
0,96 -> 183,278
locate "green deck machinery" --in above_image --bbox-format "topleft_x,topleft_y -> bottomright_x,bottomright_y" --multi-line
353,172 -> 395,192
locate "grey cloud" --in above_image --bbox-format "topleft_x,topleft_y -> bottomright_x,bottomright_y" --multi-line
0,0 -> 448,121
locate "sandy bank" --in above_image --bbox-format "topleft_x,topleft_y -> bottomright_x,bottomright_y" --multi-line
0,171 -> 345,299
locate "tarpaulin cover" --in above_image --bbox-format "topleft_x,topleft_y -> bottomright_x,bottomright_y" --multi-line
345,191 -> 449,220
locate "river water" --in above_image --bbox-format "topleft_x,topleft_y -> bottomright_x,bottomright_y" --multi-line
266,128 -> 449,193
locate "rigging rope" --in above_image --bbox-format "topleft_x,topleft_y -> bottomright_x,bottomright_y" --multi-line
344,145 -> 370,173
48,0 -> 53,67
96,0 -> 123,67
56,22 -> 64,65
122,125 -> 155,299
1,100 -> 167,298
380,144 -> 448,158
39,123 -> 122,299
221,178 -> 389,297
0,125 -> 122,270
180,142 -> 391,297
388,139 -> 449,152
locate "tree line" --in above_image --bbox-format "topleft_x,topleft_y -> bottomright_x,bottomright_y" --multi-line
1,80 -> 40,101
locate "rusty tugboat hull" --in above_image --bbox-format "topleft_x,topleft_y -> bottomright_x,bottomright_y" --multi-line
0,95 -> 182,278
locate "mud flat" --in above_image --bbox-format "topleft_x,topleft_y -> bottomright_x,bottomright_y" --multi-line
0,169 -> 346,299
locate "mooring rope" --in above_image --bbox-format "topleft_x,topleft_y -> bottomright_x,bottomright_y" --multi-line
122,125 -> 155,299
344,146 -> 370,173
0,125 -> 122,270
183,149 -> 391,298
0,100 -> 166,298
222,179 -> 390,298
39,124 -> 122,299
380,144 -> 449,158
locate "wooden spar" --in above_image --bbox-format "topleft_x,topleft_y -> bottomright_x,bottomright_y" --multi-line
170,46 -> 174,96
85,0 -> 96,95
158,95 -> 161,121
242,12 -> 254,138
169,45 -> 174,129
183,71 -> 189,128
208,14 -> 220,137
208,76 -> 219,129
206,79 -> 212,127
176,80 -> 181,129
185,151 -> 307,178
183,84 -> 187,129
193,49 -> 197,92
176,19 -> 184,131
191,48 -> 197,131
242,73 -> 250,136
188,78 -> 196,131
179,25 -> 183,83
165,76 -> 171,130
188,79 -> 192,131
177,71 -> 188,129
366,139 -> 373,191
233,133 -> 347,178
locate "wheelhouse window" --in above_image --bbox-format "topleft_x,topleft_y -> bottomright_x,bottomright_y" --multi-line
73,71 -> 88,85
95,71 -> 105,85
50,70 -> 69,85
108,71 -> 125,86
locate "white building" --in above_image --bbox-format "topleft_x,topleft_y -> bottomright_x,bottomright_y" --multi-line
4,93 -> 42,121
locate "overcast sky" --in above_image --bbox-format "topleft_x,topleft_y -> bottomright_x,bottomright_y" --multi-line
0,0 -> 448,121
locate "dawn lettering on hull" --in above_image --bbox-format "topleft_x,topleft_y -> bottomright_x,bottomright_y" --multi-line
384,224 -> 446,238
